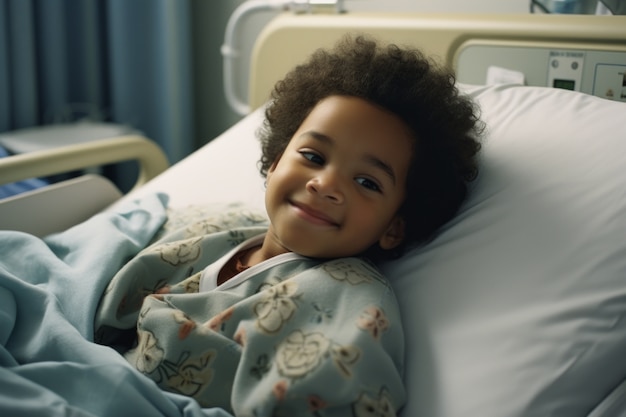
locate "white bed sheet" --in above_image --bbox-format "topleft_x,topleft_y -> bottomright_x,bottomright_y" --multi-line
117,108 -> 267,214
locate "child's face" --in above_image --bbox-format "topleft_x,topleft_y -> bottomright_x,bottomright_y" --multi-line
263,95 -> 413,259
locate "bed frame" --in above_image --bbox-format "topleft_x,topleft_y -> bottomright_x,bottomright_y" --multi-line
0,135 -> 169,235
248,12 -> 626,109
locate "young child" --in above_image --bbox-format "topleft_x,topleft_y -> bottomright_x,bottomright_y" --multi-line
95,35 -> 482,416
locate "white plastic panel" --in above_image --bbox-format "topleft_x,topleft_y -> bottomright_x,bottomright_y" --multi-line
456,42 -> 626,102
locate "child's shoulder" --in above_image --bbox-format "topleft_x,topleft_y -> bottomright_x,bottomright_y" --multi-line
315,257 -> 390,287
155,203 -> 268,241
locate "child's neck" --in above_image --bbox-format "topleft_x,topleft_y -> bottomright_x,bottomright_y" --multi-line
243,245 -> 265,267
217,245 -> 262,285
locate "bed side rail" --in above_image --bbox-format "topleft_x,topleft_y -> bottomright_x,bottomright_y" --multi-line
0,135 -> 170,192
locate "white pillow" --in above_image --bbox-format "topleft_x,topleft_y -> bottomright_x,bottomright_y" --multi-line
383,84 -> 626,417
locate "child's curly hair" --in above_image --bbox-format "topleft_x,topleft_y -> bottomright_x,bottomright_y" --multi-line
257,35 -> 483,260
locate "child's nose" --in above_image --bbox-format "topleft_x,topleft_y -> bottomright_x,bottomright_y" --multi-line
306,171 -> 345,203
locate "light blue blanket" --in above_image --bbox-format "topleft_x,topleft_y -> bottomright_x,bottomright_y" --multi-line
0,194 -> 232,417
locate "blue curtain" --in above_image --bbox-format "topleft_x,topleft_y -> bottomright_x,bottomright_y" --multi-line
0,0 -> 194,164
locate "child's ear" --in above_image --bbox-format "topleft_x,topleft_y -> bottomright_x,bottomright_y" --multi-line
379,216 -> 405,250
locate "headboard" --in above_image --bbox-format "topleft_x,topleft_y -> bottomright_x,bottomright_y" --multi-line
248,12 -> 626,109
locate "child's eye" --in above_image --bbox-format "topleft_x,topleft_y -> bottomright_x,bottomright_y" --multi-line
300,151 -> 325,165
356,177 -> 381,192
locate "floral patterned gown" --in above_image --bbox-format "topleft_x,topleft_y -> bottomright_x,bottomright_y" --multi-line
95,207 -> 406,417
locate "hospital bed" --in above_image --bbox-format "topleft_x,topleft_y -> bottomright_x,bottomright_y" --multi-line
1,11 -> 626,417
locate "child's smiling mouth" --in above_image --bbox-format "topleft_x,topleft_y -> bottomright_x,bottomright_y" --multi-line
290,201 -> 339,228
